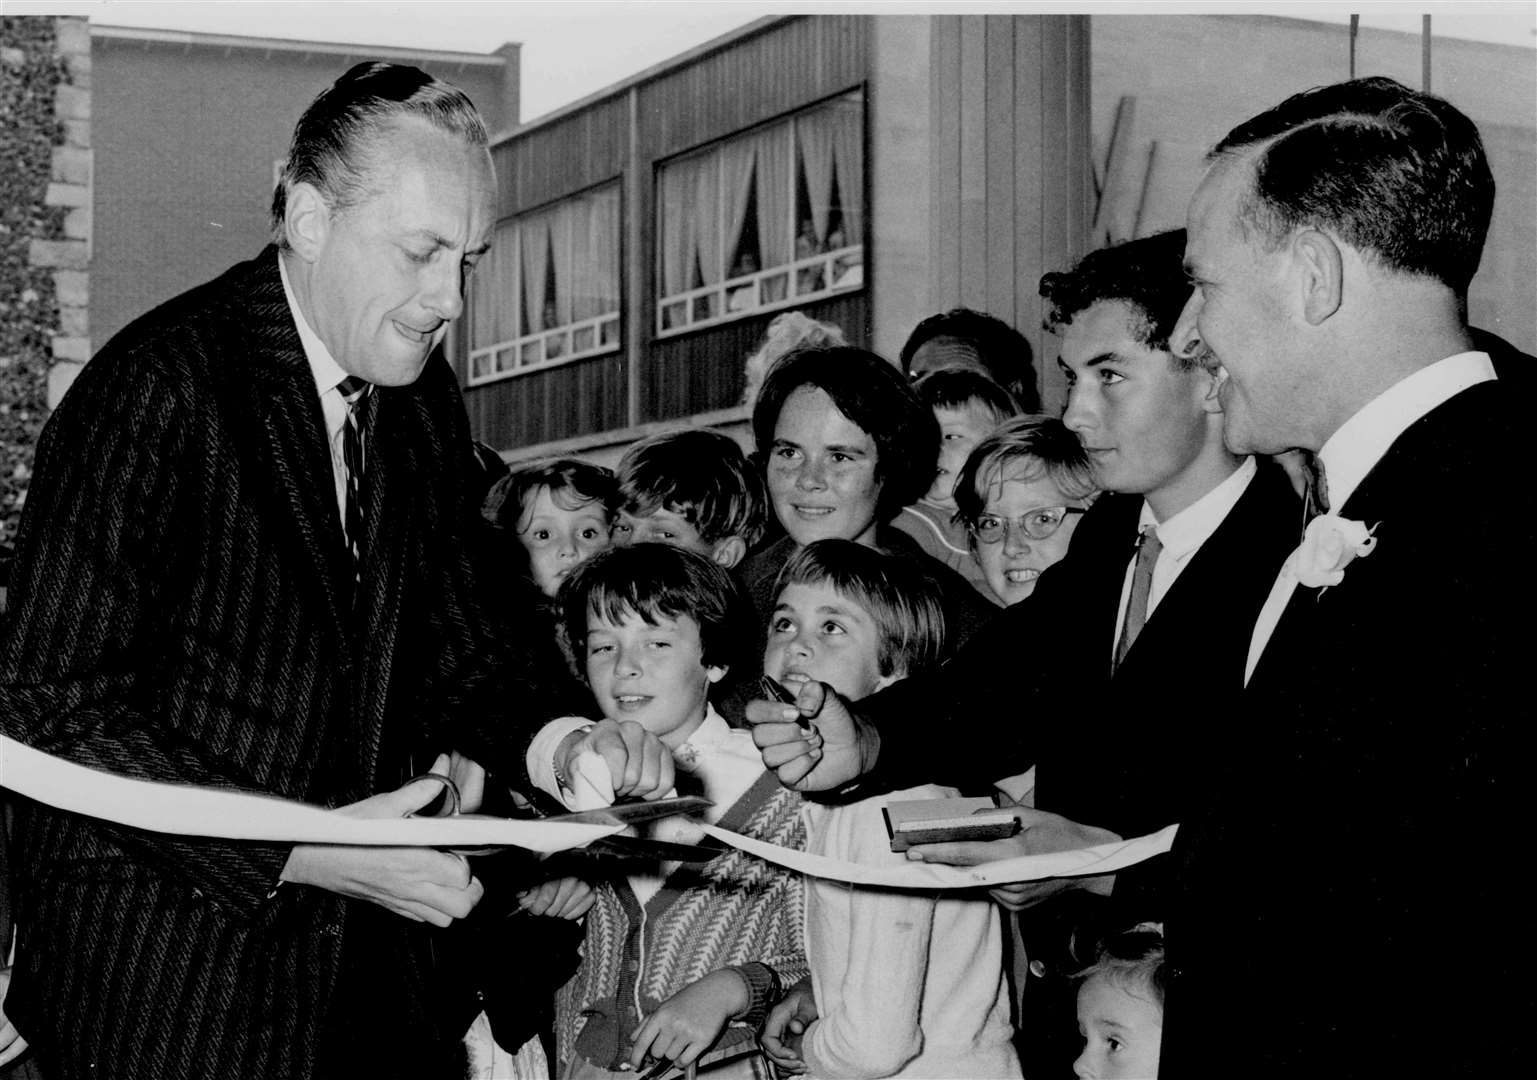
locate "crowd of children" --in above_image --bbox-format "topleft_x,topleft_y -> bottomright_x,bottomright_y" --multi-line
458,306 -> 1171,1080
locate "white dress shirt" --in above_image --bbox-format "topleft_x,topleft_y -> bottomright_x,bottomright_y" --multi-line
1111,456 -> 1258,660
278,252 -> 356,532
1244,351 -> 1498,682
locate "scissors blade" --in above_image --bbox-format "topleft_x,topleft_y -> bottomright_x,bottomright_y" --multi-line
584,836 -> 719,862
546,795 -> 713,828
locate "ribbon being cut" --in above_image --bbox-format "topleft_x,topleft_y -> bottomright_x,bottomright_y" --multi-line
0,733 -> 1175,888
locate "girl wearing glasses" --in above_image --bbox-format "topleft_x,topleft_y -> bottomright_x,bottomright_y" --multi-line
953,415 -> 1100,606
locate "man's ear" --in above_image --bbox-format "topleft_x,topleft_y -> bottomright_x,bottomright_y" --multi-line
1294,228 -> 1343,326
1197,364 -> 1228,414
284,181 -> 330,261
710,536 -> 747,570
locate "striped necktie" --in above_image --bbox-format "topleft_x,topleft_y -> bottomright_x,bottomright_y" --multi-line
337,375 -> 369,584
1114,524 -> 1162,672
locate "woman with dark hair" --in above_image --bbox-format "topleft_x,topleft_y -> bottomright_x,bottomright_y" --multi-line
737,346 -> 997,691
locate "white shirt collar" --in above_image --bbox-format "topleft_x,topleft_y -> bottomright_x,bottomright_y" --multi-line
277,251 -> 349,399
1318,351 -> 1496,512
673,705 -> 733,767
1138,456 -> 1258,560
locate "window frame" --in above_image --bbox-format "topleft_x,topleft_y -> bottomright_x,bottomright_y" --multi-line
466,180 -> 623,386
653,91 -> 866,339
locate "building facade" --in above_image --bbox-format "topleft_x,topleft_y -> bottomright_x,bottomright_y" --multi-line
460,12 -> 1535,465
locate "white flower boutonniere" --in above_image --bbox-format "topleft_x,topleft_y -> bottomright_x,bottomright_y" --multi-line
1284,514 -> 1379,592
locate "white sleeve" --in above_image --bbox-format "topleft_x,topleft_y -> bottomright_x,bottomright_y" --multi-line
523,716 -> 594,802
803,798 -> 936,1079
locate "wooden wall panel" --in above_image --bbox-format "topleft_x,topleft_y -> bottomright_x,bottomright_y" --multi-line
466,353 -> 628,450
637,17 -> 868,163
490,95 -> 629,215
642,293 -> 870,425
929,17 -> 962,310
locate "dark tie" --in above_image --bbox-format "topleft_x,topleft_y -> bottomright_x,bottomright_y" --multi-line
1114,525 -> 1162,672
1300,450 -> 1330,531
337,375 -> 369,585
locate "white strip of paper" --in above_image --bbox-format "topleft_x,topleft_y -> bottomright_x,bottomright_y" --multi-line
3,734 -> 1176,883
0,734 -> 622,853
700,822 -> 1177,889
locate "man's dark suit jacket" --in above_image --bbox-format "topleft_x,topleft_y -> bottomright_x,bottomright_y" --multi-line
0,249 -> 567,1079
1162,379 -> 1534,1077
860,460 -> 1300,844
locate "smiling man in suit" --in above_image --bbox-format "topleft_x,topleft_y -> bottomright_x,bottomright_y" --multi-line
743,229 -> 1300,1074
1161,76 -> 1532,1076
0,63 -> 577,1080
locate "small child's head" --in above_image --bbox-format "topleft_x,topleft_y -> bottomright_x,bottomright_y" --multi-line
613,428 -> 768,569
559,544 -> 755,749
1074,925 -> 1165,1080
764,539 -> 945,702
915,368 -> 1023,510
483,457 -> 619,598
953,415 -> 1099,607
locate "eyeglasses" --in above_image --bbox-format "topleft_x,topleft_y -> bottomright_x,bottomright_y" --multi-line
970,506 -> 1086,544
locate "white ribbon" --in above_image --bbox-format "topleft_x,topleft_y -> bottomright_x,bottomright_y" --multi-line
2,734 -> 1177,886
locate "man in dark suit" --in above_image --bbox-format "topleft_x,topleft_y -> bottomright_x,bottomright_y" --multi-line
742,231 -> 1297,1075
0,63 -> 572,1079
1159,76 -> 1532,1076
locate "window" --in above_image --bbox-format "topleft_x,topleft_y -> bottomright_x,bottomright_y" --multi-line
656,91 -> 864,336
466,184 -> 621,384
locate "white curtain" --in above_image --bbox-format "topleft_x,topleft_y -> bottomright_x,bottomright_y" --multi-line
693,153 -> 722,288
567,196 -> 595,322
519,215 -> 550,333
755,125 -> 793,271
796,108 -> 836,247
587,185 -> 620,316
660,154 -> 709,297
829,96 -> 864,244
549,201 -> 575,327
720,137 -> 758,276
470,221 -> 519,348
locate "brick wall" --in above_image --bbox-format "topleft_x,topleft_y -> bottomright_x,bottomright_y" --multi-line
0,15 -> 89,551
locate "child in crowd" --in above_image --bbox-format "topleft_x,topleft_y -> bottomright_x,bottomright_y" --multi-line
892,368 -> 1022,602
612,428 -> 768,570
533,544 -> 808,1078
952,414 -> 1099,607
1073,925 -> 1165,1080
482,457 -> 618,598
760,540 -> 1020,1079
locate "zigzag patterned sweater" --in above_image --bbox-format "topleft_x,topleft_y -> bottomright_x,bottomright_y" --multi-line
555,769 -> 808,1073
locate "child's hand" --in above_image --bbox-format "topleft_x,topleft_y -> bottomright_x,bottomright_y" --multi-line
516,875 -> 594,920
760,977 -> 817,1075
628,969 -> 749,1070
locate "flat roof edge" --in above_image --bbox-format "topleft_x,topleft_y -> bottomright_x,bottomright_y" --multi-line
494,14 -> 793,147
90,23 -> 509,68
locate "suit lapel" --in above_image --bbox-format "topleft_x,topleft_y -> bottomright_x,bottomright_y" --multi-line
234,251 -> 356,652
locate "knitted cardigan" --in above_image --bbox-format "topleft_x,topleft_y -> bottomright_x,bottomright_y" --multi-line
555,770 -> 808,1073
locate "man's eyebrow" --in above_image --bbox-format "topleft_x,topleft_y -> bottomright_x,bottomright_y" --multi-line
1082,351 -> 1119,368
406,228 -> 491,256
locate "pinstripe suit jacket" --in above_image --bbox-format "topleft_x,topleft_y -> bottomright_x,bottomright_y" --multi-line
0,249 -> 554,1079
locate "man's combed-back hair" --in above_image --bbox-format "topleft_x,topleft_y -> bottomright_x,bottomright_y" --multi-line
1039,230 -> 1193,362
271,61 -> 489,247
1211,75 -> 1493,294
952,414 -> 1099,536
558,543 -> 756,674
774,539 -> 945,680
752,346 -> 939,519
617,429 -> 769,548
